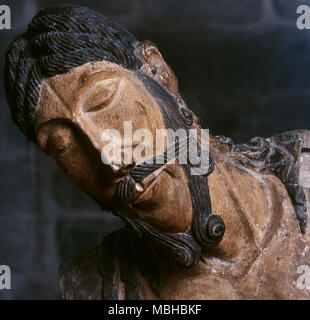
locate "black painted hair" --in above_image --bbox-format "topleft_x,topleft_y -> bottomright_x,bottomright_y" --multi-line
4,5 -> 142,141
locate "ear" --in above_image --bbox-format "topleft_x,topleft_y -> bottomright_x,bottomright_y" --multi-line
136,40 -> 179,100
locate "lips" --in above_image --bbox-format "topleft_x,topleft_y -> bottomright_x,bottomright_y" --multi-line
130,165 -> 167,204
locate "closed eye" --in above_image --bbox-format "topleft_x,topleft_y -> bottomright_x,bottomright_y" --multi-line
83,79 -> 119,113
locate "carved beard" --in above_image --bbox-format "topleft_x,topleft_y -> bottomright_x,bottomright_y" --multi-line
112,71 -> 225,267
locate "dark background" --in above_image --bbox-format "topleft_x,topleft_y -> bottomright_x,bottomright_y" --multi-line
0,0 -> 309,299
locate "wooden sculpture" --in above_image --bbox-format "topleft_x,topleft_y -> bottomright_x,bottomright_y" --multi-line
4,6 -> 310,299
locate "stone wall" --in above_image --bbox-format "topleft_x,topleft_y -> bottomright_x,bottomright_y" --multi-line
0,0 -> 309,299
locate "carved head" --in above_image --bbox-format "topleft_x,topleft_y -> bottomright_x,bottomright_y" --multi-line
5,6 -> 224,266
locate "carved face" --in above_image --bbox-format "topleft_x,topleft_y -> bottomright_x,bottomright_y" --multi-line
34,60 -> 192,233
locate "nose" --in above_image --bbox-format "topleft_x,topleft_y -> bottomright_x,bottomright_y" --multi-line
73,117 -> 135,177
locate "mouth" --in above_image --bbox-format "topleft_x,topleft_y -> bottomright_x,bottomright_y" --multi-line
130,163 -> 168,202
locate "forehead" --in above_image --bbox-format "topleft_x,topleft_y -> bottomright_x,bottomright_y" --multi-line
34,61 -> 146,131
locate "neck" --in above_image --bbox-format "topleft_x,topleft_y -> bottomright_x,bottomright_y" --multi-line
206,138 -> 290,274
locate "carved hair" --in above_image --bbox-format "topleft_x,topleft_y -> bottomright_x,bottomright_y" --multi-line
5,5 -> 142,141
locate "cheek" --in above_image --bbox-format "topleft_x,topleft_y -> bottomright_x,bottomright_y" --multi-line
128,167 -> 193,233
56,144 -> 97,191
54,140 -> 114,207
